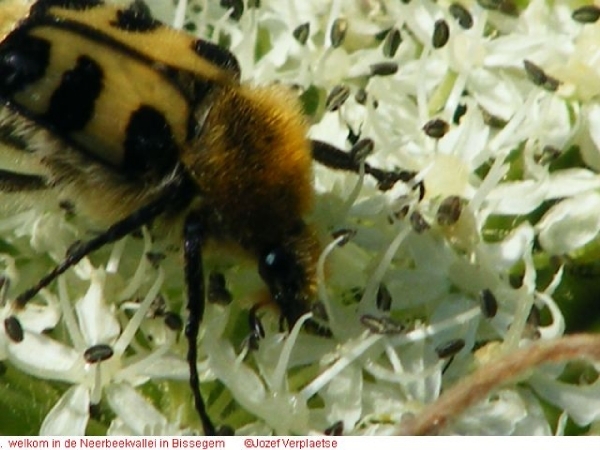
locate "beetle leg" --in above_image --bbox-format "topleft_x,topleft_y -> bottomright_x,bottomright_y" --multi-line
311,139 -> 423,196
182,210 -> 213,435
183,210 -> 233,436
13,176 -> 182,309
183,210 -> 222,436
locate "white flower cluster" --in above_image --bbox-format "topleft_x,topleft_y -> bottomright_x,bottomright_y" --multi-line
3,0 -> 600,437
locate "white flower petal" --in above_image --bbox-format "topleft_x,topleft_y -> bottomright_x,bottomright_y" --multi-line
560,25 -> 600,101
40,385 -> 89,436
511,389 -> 553,436
18,298 -> 60,334
452,389 -> 550,435
8,332 -> 80,382
486,180 -> 548,215
537,191 -> 600,254
30,213 -> 75,257
422,154 -> 470,199
207,336 -> 310,434
547,168 -> 600,199
75,270 -> 120,345
235,422 -> 274,436
309,113 -> 348,149
105,382 -> 172,435
484,222 -> 535,271
441,106 -> 491,169
528,96 -> 573,151
469,69 -> 522,120
530,373 -> 600,426
206,337 -> 265,402
321,364 -> 362,431
107,418 -> 136,436
581,104 -> 600,171
397,341 -> 441,404
117,350 -> 189,386
535,292 -> 565,340
484,36 -> 548,68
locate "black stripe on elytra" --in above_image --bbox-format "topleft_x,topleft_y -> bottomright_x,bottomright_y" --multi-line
15,15 -> 230,126
111,0 -> 161,32
30,0 -> 104,17
191,39 -> 241,80
0,169 -> 48,192
123,105 -> 179,177
0,30 -> 50,98
0,120 -> 30,152
45,55 -> 103,133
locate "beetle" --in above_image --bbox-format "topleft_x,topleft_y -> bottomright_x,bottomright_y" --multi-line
0,0 -> 415,434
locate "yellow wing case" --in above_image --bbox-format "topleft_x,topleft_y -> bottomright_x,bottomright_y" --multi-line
37,1 -> 236,81
0,0 -> 239,177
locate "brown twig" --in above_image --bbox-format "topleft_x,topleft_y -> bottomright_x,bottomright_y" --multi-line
398,333 -> 600,435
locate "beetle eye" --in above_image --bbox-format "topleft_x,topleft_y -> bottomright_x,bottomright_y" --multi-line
258,245 -> 308,327
258,246 -> 296,285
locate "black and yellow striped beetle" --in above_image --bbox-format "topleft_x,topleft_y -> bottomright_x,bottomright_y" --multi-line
0,0 -> 413,434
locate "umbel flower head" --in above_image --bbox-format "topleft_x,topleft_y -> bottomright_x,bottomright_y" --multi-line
4,0 -> 600,436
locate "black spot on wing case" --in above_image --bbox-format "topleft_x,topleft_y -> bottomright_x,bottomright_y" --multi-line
123,105 -> 179,176
0,30 -> 50,97
110,0 -> 161,32
192,39 -> 240,80
45,55 -> 103,132
0,0 -> 242,179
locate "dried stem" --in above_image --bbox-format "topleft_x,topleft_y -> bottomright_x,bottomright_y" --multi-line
398,333 -> 600,435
